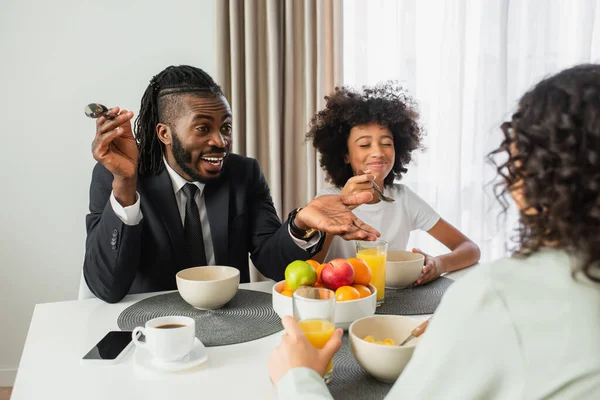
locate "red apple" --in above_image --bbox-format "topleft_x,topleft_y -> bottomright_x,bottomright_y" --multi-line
321,258 -> 355,291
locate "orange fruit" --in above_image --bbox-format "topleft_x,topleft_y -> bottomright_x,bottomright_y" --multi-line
352,284 -> 372,298
306,259 -> 320,269
283,280 -> 293,292
316,263 -> 326,284
335,285 -> 361,302
281,289 -> 293,297
347,258 -> 372,285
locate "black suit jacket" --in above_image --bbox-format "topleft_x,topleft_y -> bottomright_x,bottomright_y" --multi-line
83,154 -> 322,303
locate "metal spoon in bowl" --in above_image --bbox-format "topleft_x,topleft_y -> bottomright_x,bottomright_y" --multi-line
356,169 -> 396,203
84,103 -> 117,120
399,319 -> 429,346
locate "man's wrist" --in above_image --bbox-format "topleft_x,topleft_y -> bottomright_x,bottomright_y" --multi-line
112,176 -> 137,207
289,208 -> 318,240
293,208 -> 310,230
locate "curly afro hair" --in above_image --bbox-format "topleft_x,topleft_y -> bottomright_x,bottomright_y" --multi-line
489,63 -> 600,283
306,82 -> 423,188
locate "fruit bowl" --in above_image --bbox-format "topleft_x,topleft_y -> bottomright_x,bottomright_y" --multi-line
272,281 -> 377,330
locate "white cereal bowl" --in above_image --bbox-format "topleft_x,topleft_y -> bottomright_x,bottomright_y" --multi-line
176,266 -> 240,310
272,281 -> 377,330
349,315 -> 422,383
385,250 -> 424,289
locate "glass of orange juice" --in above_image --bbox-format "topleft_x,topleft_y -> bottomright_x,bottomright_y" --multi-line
355,239 -> 388,306
292,286 -> 336,383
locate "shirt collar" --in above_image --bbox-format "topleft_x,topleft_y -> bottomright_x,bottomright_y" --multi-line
163,157 -> 205,196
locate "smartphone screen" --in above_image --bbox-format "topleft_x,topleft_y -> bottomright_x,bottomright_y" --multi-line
82,331 -> 133,361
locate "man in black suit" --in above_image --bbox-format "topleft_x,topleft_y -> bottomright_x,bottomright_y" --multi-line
84,65 -> 379,303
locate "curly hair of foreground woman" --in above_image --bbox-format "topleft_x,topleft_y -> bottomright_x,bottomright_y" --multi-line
489,63 -> 600,283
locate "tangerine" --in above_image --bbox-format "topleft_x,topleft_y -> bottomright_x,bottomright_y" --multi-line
306,259 -> 320,269
352,284 -> 372,298
347,258 -> 372,285
316,263 -> 326,284
335,285 -> 361,302
283,280 -> 293,292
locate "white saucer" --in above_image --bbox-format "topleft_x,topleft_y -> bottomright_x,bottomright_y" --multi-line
133,338 -> 208,372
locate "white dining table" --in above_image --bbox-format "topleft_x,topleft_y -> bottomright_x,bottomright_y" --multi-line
11,268 -> 473,400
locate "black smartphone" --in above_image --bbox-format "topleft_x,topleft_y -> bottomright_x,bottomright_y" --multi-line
81,331 -> 135,364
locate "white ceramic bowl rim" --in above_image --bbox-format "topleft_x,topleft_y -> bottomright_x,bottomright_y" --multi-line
349,315 -> 419,349
176,266 -> 240,282
386,251 -> 425,263
274,282 -> 377,303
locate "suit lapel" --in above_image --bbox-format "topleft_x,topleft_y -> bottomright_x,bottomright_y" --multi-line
204,178 -> 230,265
144,169 -> 186,269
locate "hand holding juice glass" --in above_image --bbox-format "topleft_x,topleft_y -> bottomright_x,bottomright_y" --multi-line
293,286 -> 336,383
356,239 -> 388,305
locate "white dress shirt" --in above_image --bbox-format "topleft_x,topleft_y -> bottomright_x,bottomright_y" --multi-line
109,159 -> 320,266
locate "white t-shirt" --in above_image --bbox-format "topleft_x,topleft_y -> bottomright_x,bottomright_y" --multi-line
317,184 -> 440,261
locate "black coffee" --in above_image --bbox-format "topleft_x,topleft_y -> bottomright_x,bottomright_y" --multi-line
156,323 -> 186,329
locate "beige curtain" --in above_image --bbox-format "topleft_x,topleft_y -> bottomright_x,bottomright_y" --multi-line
216,0 -> 343,281
215,0 -> 343,218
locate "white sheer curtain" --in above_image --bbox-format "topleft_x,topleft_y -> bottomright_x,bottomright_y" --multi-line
343,0 -> 600,262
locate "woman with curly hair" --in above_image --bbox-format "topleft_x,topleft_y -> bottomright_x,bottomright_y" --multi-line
307,82 -> 480,285
269,65 -> 600,398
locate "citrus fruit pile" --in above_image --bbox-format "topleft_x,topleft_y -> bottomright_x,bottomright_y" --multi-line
279,258 -> 373,302
363,335 -> 396,346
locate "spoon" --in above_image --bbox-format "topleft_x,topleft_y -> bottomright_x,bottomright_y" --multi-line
399,319 -> 429,346
356,169 -> 396,203
84,103 -> 117,120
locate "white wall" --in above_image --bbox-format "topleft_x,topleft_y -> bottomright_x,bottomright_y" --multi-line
0,0 -> 216,385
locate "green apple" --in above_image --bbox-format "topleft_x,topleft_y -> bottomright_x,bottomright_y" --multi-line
284,260 -> 317,290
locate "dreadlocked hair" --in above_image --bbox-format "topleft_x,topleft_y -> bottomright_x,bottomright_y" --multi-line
135,65 -> 224,175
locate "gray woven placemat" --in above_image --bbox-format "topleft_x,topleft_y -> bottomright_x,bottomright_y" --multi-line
328,333 -> 392,399
117,289 -> 282,347
376,276 -> 454,315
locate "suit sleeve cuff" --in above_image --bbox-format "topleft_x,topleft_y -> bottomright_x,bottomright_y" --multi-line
109,191 -> 143,226
288,224 -> 323,250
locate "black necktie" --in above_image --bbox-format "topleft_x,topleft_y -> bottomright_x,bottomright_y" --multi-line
182,183 -> 208,267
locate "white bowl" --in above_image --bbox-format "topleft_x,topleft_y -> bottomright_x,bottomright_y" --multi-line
385,250 -> 424,289
176,266 -> 240,310
349,315 -> 422,383
272,281 -> 377,330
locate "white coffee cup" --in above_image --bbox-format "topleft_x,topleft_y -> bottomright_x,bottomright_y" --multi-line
132,316 -> 195,362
